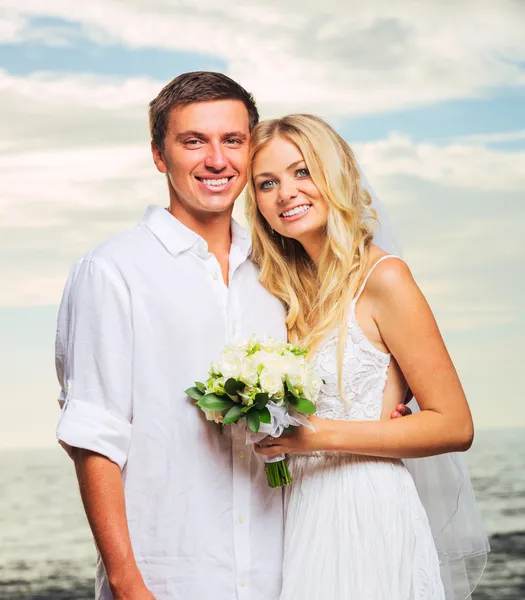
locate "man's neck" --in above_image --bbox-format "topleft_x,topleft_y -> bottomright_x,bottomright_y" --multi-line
168,202 -> 233,255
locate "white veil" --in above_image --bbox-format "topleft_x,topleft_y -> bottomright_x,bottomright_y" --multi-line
359,165 -> 490,599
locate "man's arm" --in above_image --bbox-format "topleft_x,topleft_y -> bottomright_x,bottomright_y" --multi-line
56,259 -> 153,599
73,449 -> 154,599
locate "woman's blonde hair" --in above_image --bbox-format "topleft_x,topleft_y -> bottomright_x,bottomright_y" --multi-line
245,114 -> 377,398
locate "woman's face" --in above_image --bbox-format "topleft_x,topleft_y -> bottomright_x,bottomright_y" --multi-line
252,136 -> 328,254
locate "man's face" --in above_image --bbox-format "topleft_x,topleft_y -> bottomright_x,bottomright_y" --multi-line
152,100 -> 251,218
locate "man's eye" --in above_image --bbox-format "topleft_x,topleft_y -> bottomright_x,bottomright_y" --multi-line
184,139 -> 203,146
259,180 -> 277,190
296,168 -> 310,177
225,138 -> 242,145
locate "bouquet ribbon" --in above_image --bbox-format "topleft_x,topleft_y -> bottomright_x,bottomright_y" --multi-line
245,401 -> 316,463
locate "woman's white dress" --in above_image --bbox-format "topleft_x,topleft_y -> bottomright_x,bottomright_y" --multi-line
280,257 -> 446,600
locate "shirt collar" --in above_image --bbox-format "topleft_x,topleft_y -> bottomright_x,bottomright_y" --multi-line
231,218 -> 252,258
142,205 -> 252,259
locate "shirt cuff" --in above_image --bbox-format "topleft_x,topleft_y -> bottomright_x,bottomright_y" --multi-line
56,398 -> 132,470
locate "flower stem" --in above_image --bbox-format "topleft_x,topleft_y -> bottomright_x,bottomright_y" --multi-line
265,459 -> 292,488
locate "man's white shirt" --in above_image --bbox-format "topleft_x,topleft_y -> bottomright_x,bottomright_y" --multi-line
56,205 -> 287,600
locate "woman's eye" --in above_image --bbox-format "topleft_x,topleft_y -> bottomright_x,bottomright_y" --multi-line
259,180 -> 277,190
296,167 -> 310,178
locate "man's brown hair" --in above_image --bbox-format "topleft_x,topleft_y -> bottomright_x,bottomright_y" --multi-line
149,71 -> 259,149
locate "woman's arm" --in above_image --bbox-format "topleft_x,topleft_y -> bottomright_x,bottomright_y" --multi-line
256,259 -> 474,460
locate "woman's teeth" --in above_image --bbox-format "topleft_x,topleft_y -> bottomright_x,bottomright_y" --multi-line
202,178 -> 229,186
281,205 -> 310,218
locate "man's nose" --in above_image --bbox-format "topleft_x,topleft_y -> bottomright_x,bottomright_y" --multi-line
204,142 -> 228,171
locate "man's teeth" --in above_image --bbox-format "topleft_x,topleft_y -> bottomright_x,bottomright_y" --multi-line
281,205 -> 310,218
202,178 -> 229,187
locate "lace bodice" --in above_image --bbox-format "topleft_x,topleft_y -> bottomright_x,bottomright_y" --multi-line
313,255 -> 402,422
314,301 -> 391,421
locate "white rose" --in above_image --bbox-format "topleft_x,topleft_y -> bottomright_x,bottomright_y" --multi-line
302,370 -> 321,402
281,353 -> 304,388
211,377 -> 226,395
257,335 -> 285,353
250,349 -> 272,366
239,360 -> 259,387
210,361 -> 221,376
220,351 -> 244,379
239,386 -> 256,406
246,335 -> 261,353
251,351 -> 287,377
231,340 -> 249,354
203,410 -> 224,423
259,367 -> 284,397
287,372 -> 303,391
272,387 -> 285,403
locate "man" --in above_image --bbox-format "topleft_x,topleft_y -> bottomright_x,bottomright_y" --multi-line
56,71 -> 409,600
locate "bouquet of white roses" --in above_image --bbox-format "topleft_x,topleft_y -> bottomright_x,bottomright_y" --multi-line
185,335 -> 321,488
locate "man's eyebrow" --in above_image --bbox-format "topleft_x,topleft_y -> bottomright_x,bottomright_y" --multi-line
223,131 -> 248,141
175,130 -> 207,141
253,160 -> 305,179
174,130 -> 248,142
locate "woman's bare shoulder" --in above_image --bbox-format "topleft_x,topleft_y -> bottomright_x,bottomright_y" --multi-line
364,245 -> 415,298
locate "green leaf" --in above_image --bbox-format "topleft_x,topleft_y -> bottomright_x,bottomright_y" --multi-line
195,381 -> 206,393
246,343 -> 261,356
197,393 -> 235,412
225,378 -> 244,397
185,386 -> 204,400
255,392 -> 269,409
258,407 -> 271,424
223,405 -> 245,425
291,397 -> 316,415
246,410 -> 261,433
285,376 -> 300,398
290,347 -> 308,357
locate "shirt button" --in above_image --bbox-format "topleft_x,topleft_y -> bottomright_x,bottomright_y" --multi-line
238,451 -> 245,459
239,580 -> 246,587
238,515 -> 244,524
212,272 -> 219,280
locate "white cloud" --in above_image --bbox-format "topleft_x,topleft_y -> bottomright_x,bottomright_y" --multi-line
0,69 -> 161,159
0,1 -> 523,323
0,141 -> 164,306
455,130 -> 525,145
2,133 -> 524,309
0,69 -> 157,111
2,0 -> 524,115
0,10 -> 25,42
1,63 -> 523,310
355,133 -> 525,191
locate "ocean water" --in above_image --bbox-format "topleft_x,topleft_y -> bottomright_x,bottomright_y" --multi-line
0,428 -> 523,599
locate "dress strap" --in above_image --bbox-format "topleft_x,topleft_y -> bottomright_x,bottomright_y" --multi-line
353,255 -> 405,304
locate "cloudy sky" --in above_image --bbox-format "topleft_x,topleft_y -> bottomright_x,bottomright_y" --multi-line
1,1 -> 524,448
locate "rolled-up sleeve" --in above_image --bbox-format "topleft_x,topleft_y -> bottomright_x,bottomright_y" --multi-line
55,258 -> 133,469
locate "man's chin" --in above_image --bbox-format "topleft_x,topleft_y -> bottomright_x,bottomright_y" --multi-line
168,185 -> 240,220
195,188 -> 243,213
198,196 -> 236,214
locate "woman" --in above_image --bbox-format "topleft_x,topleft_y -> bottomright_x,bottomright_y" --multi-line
245,114 -> 482,599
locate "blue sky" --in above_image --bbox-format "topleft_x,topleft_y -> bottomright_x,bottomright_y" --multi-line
1,1 -> 524,447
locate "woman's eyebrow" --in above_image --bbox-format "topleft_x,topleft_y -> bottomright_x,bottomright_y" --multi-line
254,160 -> 305,180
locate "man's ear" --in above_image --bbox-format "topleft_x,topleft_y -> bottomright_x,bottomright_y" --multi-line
151,141 -> 168,174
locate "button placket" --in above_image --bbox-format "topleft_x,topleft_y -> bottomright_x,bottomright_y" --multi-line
232,428 -> 251,598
